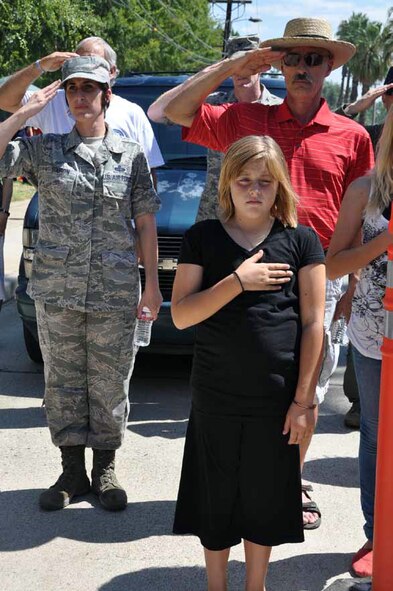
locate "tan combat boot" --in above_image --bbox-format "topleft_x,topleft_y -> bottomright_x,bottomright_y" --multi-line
91,449 -> 127,511
39,445 -> 90,511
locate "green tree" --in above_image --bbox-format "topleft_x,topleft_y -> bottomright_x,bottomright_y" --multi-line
88,0 -> 222,73
337,13 -> 370,106
348,20 -> 386,123
337,9 -> 393,124
0,0 -> 99,76
322,81 -> 341,110
0,0 -> 223,78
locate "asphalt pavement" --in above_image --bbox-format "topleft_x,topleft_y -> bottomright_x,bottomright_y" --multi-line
0,201 -> 370,591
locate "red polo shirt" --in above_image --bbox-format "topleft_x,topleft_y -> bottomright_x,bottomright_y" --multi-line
183,98 -> 374,249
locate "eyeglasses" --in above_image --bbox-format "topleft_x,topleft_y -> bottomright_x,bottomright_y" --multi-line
283,52 -> 330,67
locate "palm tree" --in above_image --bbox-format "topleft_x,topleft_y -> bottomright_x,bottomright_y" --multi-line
338,64 -> 348,106
380,7 -> 393,65
337,11 -> 393,124
337,13 -> 369,106
349,21 -> 386,123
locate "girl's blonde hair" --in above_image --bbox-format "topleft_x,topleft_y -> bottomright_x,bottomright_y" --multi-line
218,135 -> 298,227
367,104 -> 393,215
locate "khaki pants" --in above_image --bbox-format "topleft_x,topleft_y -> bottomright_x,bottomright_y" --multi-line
36,302 -> 137,449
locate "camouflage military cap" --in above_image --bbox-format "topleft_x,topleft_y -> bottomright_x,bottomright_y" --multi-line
226,35 -> 260,57
62,56 -> 110,86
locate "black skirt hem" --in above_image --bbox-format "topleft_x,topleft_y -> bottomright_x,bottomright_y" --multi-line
173,527 -> 304,551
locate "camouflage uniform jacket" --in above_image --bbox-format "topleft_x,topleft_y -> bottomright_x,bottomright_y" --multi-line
0,126 -> 160,312
196,85 -> 283,222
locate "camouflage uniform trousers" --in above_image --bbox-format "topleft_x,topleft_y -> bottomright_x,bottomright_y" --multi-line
35,301 -> 137,449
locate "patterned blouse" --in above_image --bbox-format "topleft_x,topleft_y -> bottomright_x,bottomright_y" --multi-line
348,207 -> 388,360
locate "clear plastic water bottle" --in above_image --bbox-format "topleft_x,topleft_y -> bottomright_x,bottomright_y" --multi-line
331,316 -> 349,346
134,306 -> 153,347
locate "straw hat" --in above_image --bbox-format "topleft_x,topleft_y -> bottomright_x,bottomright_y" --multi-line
259,18 -> 356,70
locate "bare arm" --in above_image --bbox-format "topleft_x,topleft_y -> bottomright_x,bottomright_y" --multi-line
341,83 -> 393,117
0,52 -> 77,113
148,81 -> 190,124
135,213 -> 162,319
333,272 -> 359,322
164,47 -> 285,127
283,263 -> 326,443
148,64 -> 225,124
171,263 -> 241,329
0,81 -> 61,160
171,249 -> 292,329
326,176 -> 393,279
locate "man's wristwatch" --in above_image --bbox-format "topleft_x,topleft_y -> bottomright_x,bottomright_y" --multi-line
0,208 -> 10,216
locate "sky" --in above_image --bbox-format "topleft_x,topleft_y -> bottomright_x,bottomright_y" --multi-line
209,0 -> 391,85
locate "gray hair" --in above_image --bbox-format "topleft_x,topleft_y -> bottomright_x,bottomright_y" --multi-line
75,37 -> 120,85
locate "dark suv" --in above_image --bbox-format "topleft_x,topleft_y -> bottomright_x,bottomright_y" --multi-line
16,73 -> 286,361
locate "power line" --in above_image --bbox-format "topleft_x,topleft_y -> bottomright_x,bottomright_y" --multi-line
208,0 -> 252,54
119,0 -> 213,64
154,0 -> 217,52
112,0 -> 213,65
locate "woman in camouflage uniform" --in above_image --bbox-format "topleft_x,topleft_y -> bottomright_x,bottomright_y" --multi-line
0,56 -> 161,511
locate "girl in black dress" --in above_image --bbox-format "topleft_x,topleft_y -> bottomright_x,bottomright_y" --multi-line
171,135 -> 325,591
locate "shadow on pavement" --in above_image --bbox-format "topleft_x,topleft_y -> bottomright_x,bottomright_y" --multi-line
98,553 -> 353,591
99,564 -> 208,591
0,406 -> 47,429
0,490 -> 176,551
317,412 -> 357,435
127,365 -> 191,440
0,371 -> 44,399
129,419 -> 188,439
133,353 -> 192,380
268,552 -> 352,591
303,456 -> 359,488
129,388 -> 190,423
99,563 -> 225,591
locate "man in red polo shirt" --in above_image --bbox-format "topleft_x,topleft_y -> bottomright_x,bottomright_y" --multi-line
163,18 -> 374,529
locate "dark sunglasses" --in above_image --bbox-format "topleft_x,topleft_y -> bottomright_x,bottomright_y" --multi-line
283,52 -> 329,67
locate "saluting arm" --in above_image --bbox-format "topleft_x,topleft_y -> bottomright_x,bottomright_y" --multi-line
0,81 -> 61,160
148,63 -> 227,124
164,47 -> 285,128
0,52 -> 77,113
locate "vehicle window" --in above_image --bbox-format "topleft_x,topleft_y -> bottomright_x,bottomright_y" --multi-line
113,83 -> 206,163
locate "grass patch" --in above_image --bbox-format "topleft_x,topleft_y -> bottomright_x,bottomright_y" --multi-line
12,180 -> 36,203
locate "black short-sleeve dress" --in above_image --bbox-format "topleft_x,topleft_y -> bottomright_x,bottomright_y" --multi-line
173,219 -> 325,551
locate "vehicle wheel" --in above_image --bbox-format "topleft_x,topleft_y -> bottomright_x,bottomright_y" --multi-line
23,323 -> 43,363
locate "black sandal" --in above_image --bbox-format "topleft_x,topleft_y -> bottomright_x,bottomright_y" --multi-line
302,484 -> 321,530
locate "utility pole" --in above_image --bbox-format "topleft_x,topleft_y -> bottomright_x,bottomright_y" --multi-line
208,0 -> 252,55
